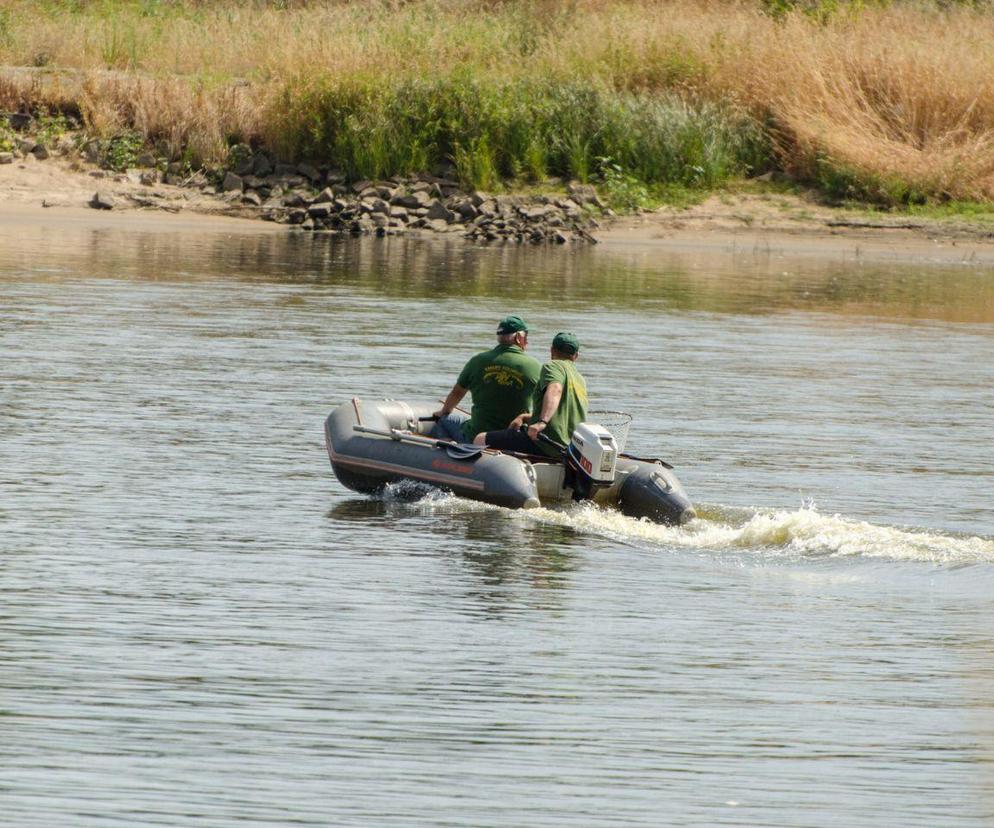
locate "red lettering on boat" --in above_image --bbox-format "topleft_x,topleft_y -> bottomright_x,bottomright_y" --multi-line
432,458 -> 474,475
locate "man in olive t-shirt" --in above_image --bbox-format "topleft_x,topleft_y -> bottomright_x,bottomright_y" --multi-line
476,331 -> 588,458
432,315 -> 541,442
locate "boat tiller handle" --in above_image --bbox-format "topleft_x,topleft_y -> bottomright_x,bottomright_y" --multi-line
519,424 -> 567,456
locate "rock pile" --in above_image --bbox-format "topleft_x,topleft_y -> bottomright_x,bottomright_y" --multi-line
2,115 -> 607,242
215,152 -> 604,243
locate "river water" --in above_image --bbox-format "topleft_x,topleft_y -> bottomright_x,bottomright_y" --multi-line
2,214 -> 993,827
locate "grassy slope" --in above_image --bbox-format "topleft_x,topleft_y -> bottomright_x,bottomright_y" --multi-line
2,0 -> 994,210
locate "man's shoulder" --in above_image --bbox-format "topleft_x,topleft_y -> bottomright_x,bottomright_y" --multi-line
501,349 -> 540,368
464,347 -> 497,367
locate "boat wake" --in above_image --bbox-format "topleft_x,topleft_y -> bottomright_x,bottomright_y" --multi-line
378,483 -> 994,565
522,502 -> 994,566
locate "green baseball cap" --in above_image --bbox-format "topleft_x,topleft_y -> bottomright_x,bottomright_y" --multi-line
552,331 -> 580,355
497,315 -> 529,335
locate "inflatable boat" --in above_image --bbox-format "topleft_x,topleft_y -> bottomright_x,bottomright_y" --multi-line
324,398 -> 696,525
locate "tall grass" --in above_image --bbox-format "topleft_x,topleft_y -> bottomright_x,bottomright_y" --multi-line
268,75 -> 765,188
2,1 -> 994,201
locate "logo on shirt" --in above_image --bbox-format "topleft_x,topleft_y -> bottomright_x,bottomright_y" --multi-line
483,365 -> 525,389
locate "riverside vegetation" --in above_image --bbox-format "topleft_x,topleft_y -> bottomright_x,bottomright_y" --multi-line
3,0 -> 994,233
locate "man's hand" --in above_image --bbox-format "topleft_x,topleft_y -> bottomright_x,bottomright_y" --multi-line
527,420 -> 547,440
432,408 -> 450,420
508,413 -> 529,430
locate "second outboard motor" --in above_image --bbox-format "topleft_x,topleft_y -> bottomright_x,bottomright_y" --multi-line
565,423 -> 618,501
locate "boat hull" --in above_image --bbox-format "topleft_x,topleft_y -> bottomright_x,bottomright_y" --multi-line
324,399 -> 695,524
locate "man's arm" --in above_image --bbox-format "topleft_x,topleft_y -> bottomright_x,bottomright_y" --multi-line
527,382 -> 563,439
434,384 -> 468,418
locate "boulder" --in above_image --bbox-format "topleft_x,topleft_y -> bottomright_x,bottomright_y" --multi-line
89,191 -> 116,210
82,140 -> 103,164
308,202 -> 334,219
351,179 -> 373,194
298,162 -> 321,183
391,190 -> 431,209
137,152 -> 157,168
452,200 -> 478,221
242,191 -> 263,207
389,205 -> 409,221
566,181 -> 598,204
370,198 -> 390,215
310,187 -> 336,205
31,144 -> 49,160
519,205 -> 552,221
0,152 -> 13,165
283,190 -> 309,208
252,154 -> 274,177
426,200 -> 455,223
221,171 -> 243,192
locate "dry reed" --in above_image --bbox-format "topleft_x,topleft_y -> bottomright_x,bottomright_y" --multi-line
2,0 -> 994,200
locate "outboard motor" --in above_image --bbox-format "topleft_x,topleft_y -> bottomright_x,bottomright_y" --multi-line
565,423 -> 618,501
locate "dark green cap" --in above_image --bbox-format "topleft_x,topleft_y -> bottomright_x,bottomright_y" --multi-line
552,331 -> 580,355
497,315 -> 529,335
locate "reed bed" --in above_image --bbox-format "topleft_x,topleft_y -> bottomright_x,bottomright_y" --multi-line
2,0 -> 994,201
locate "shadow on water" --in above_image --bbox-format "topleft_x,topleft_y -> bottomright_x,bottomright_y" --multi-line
5,226 -> 994,323
327,495 -> 583,612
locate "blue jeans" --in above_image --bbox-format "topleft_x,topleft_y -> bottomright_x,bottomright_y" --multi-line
431,412 -> 469,442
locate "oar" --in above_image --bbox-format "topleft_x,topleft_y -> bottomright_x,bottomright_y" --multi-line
352,424 -> 484,459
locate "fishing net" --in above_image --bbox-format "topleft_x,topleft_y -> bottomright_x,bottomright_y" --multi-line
588,410 -> 633,453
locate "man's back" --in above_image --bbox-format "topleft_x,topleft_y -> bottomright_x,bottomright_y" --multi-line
458,344 -> 541,440
532,359 -> 588,455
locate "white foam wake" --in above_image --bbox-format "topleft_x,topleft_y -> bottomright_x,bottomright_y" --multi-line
519,503 -> 994,565
377,484 -> 994,565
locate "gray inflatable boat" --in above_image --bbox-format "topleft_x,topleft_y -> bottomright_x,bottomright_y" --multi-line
324,398 -> 696,525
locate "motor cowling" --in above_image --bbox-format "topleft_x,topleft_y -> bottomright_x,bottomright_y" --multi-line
566,423 -> 618,501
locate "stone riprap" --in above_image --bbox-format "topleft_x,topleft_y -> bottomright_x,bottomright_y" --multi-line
217,152 -> 604,243
2,115 -> 606,242
259,176 -> 601,244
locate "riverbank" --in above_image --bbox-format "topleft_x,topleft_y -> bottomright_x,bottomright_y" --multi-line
4,1 -> 994,206
5,150 -> 994,265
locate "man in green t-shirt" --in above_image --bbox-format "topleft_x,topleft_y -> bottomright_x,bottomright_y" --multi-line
432,315 -> 541,443
475,331 -> 588,458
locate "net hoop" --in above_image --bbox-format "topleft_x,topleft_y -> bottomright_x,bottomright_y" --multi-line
588,409 -> 633,453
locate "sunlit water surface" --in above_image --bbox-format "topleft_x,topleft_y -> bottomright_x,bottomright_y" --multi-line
2,218 -> 993,827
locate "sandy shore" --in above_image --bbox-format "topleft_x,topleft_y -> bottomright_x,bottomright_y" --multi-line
600,193 -> 994,265
5,151 -> 994,264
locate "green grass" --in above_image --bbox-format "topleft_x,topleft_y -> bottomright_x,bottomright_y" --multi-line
268,75 -> 768,193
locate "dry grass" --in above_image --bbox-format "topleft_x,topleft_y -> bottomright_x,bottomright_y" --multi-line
2,0 -> 994,200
